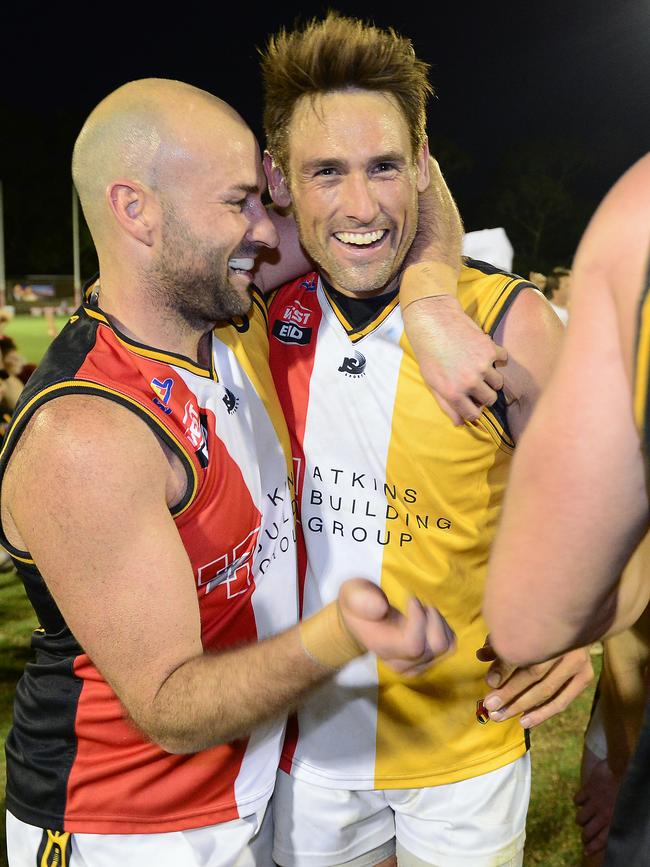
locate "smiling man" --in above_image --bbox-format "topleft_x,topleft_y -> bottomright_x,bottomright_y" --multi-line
261,13 -> 592,867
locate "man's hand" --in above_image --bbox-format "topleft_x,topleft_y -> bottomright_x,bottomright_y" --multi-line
575,749 -> 620,858
339,579 -> 455,675
402,295 -> 508,424
477,639 -> 593,727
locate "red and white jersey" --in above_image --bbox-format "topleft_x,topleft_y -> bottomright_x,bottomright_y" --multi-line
268,265 -> 531,790
1,288 -> 298,833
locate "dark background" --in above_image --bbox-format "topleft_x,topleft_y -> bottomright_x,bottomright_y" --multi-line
2,0 -> 649,277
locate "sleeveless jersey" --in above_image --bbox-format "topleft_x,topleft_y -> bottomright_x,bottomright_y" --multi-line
1,287 -> 298,833
268,261 -> 532,789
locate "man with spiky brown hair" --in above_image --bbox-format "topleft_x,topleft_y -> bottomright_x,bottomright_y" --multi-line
260,12 -> 592,867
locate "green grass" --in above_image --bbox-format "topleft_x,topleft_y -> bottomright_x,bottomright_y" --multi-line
1,570 -> 38,867
525,663 -> 599,865
0,315 -> 599,864
4,314 -> 68,364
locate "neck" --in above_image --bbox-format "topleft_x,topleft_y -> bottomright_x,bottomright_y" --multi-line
322,271 -> 401,299
93,274 -> 213,363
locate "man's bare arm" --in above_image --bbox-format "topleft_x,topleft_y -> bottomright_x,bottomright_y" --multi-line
5,396 -> 452,754
484,155 -> 650,666
470,285 -> 595,726
400,157 -> 508,424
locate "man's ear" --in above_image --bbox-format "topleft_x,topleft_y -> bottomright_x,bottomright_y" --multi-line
107,180 -> 157,246
263,151 -> 292,209
416,137 -> 431,194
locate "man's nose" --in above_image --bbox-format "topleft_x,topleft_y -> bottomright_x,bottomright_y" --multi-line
247,202 -> 279,249
341,173 -> 380,225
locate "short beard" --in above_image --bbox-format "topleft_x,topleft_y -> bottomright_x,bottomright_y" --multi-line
148,207 -> 252,331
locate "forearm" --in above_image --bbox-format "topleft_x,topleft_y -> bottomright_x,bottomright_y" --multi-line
486,415 -> 648,664
145,625 -> 329,753
401,157 -> 463,304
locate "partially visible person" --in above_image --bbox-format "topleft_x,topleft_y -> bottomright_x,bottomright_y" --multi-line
543,266 -> 572,325
576,547 -> 650,865
0,308 -> 14,338
44,306 -> 58,337
528,271 -> 547,293
0,336 -> 25,409
484,153 -> 650,867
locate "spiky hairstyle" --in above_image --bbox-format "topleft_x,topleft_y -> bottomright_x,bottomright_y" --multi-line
261,12 -> 433,172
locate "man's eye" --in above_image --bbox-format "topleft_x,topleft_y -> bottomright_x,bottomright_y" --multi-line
374,162 -> 397,173
315,167 -> 338,177
228,198 -> 247,210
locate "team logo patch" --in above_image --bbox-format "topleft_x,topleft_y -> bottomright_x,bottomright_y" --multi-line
338,350 -> 367,377
37,829 -> 72,867
476,699 -> 490,725
197,526 -> 260,598
281,299 -> 312,326
151,376 -> 174,415
183,402 -> 210,466
272,319 -> 312,345
300,276 -> 318,291
223,387 -> 239,415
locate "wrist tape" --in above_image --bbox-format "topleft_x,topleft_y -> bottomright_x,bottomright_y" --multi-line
299,601 -> 366,670
400,262 -> 459,309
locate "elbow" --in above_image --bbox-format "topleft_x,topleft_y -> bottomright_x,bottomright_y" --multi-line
128,709 -> 220,756
484,599 -> 560,667
488,628 -> 555,669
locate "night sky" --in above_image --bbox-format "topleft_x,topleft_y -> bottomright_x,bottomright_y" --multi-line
2,0 -> 649,276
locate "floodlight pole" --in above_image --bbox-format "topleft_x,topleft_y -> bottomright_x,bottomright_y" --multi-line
0,180 -> 6,308
72,184 -> 81,308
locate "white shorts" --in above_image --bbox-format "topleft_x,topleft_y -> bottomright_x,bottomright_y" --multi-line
6,803 -> 273,867
272,754 -> 530,867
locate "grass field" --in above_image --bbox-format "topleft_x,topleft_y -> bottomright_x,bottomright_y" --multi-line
4,313 -> 69,364
0,315 -> 598,865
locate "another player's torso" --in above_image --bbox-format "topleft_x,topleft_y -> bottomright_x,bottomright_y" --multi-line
1,289 -> 297,833
268,263 -> 530,789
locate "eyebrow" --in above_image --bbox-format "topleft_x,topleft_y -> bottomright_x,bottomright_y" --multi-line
300,152 -> 408,174
222,183 -> 260,197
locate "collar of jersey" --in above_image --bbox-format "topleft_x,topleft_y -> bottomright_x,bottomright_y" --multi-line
319,276 -> 400,344
82,304 -> 218,380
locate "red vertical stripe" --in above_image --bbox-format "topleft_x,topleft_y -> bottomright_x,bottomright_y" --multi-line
268,275 -> 322,772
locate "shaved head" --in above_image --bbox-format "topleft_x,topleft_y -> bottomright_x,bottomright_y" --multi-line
72,78 -> 248,243
72,78 -> 275,331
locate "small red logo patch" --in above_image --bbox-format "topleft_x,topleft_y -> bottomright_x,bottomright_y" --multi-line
476,699 -> 490,725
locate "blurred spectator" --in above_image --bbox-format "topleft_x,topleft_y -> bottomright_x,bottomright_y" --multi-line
544,266 -> 572,325
0,337 -> 25,410
529,271 -> 548,293
0,308 -> 14,337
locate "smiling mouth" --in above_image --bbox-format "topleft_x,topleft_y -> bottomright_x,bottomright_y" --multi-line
333,229 -> 388,248
228,257 -> 255,275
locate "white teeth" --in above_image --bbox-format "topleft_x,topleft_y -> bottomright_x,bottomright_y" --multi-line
334,230 -> 385,246
228,258 -> 255,271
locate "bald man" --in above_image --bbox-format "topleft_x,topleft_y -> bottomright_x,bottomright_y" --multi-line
1,79 -> 459,867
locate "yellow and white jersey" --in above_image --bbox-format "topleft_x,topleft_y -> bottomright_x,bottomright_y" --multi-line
268,262 -> 532,790
634,260 -> 650,463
